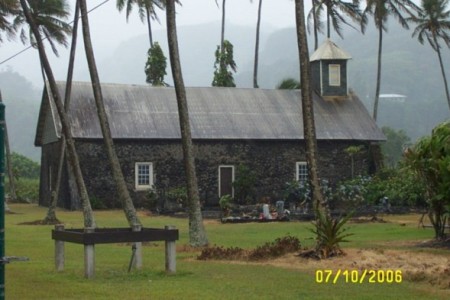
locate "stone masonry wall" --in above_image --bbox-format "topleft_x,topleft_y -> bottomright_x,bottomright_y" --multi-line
51,139 -> 371,209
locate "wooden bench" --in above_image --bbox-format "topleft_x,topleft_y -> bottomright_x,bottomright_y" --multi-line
52,225 -> 179,279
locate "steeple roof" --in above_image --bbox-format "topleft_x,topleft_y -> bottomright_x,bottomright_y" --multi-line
310,39 -> 352,62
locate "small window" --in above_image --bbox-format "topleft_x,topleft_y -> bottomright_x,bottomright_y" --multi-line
296,162 -> 308,184
135,162 -> 153,190
329,64 -> 341,86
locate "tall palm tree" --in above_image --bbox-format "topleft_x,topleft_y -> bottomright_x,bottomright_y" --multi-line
0,0 -> 20,43
44,0 -> 81,224
314,0 -> 363,38
116,0 -> 164,47
251,0 -> 263,88
166,0 -> 208,247
19,0 -> 96,228
78,0 -> 141,227
409,0 -> 450,110
18,0 -> 72,56
295,0 -> 327,214
362,0 -> 420,121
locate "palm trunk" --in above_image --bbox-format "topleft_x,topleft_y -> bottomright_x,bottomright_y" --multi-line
78,0 -> 140,227
145,6 -> 153,47
19,0 -> 96,228
220,0 -> 226,52
166,0 -> 208,247
327,5 -> 331,38
373,26 -> 383,121
45,1 -> 81,223
312,0 -> 318,50
0,92 -> 16,202
295,0 -> 327,214
434,35 -> 450,110
252,0 -> 262,88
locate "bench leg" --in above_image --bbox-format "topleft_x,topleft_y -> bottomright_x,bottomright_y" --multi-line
165,225 -> 176,274
55,224 -> 65,271
84,228 -> 95,279
132,225 -> 142,270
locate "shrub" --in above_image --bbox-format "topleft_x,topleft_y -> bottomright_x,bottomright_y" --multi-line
248,235 -> 301,261
6,178 -> 39,203
197,235 -> 301,261
10,152 -> 40,179
232,164 -> 257,205
310,210 -> 353,259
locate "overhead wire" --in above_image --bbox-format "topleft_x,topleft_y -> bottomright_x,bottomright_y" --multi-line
0,0 -> 111,66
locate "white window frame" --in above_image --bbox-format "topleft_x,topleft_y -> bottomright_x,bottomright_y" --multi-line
295,162 -> 308,184
329,64 -> 341,86
218,165 -> 235,198
135,162 -> 153,190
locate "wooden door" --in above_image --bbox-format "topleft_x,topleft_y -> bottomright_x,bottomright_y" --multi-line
219,166 -> 234,198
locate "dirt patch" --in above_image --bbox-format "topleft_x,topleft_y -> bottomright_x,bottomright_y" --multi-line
18,219 -> 62,225
267,248 -> 450,289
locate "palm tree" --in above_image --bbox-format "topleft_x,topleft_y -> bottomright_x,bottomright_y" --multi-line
166,0 -> 208,247
307,0 -> 322,50
18,0 -> 72,56
44,0 -> 81,224
294,0 -> 327,214
314,0 -> 363,39
362,0 -> 420,122
0,0 -> 20,43
251,0 -> 263,88
78,0 -> 141,227
19,0 -> 96,228
409,0 -> 450,110
116,0 -> 164,47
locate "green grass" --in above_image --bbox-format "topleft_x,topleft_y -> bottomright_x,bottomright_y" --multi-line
4,204 -> 449,299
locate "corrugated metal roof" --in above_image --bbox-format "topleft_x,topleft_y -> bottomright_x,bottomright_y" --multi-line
310,39 -> 352,62
35,81 -> 385,146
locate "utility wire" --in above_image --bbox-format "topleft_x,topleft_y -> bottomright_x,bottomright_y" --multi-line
0,0 -> 111,66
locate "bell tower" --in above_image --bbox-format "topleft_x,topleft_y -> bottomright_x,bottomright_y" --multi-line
310,39 -> 351,97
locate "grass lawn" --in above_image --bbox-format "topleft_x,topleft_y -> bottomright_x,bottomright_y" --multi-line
4,204 -> 449,299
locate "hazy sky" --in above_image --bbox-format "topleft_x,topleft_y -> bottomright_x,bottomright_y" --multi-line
0,0 -> 307,88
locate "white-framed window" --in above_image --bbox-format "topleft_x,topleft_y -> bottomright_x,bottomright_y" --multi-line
329,64 -> 341,86
296,162 -> 308,184
135,162 -> 153,190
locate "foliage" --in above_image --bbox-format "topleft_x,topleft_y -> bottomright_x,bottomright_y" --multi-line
10,152 -> 40,179
247,235 -> 301,261
344,145 -> 364,178
17,0 -> 73,56
90,195 -> 107,210
276,78 -> 300,89
310,210 -> 353,259
212,39 -> 237,87
232,164 -> 257,205
144,42 -> 167,86
197,235 -> 301,261
334,170 -> 426,209
219,194 -> 232,216
5,178 -> 39,203
404,121 -> 450,239
282,179 -> 332,208
381,126 -> 411,167
166,186 -> 188,208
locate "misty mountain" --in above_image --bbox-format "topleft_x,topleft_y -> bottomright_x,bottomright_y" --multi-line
0,68 -> 41,161
3,19 -> 450,160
